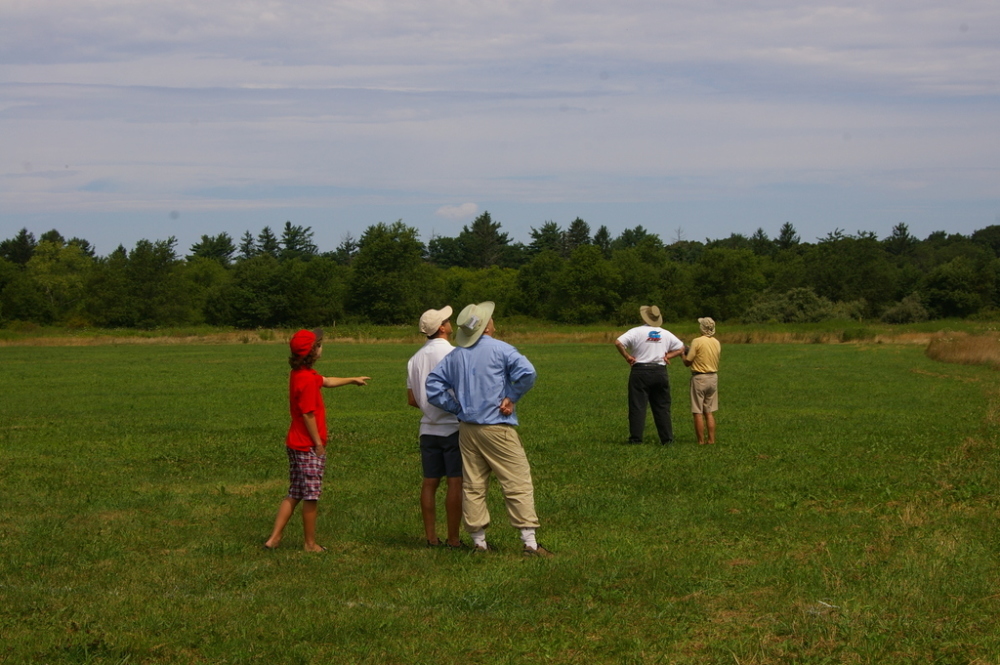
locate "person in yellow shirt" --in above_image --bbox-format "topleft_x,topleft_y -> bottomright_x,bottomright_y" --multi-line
683,317 -> 721,445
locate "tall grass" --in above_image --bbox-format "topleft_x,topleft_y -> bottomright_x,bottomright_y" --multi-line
927,334 -> 1000,369
2,341 -> 999,663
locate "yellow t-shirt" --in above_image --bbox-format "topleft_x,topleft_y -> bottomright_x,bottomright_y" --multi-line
686,336 -> 720,374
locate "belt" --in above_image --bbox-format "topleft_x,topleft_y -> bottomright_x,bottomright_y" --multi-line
632,363 -> 664,368
692,371 -> 717,375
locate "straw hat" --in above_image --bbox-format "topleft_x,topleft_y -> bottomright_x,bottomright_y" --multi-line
455,301 -> 496,348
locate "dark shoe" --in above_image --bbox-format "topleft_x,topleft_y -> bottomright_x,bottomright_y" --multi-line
426,539 -> 444,548
626,439 -> 643,445
659,439 -> 674,446
446,540 -> 468,550
523,544 -> 554,558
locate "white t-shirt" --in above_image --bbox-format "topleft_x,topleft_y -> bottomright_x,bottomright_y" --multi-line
406,338 -> 460,436
617,326 -> 684,365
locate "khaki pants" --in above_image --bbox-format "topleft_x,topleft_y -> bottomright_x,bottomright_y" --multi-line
459,422 -> 539,531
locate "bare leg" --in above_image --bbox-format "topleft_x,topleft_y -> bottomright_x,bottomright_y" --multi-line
693,414 -> 705,445
421,478 -> 441,544
445,477 -> 463,546
265,496 -> 300,548
706,412 -> 716,444
301,499 -> 324,552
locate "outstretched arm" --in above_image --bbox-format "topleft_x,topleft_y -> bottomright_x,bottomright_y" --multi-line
323,376 -> 370,388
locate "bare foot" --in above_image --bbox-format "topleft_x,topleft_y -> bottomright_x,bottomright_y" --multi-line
304,544 -> 328,553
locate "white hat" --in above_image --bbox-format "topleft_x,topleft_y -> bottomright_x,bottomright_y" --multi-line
419,306 -> 453,336
455,301 -> 496,348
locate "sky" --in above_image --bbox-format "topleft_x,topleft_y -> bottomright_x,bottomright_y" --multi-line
2,0 -> 999,257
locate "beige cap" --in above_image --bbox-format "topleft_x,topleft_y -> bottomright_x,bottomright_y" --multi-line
419,306 -> 453,336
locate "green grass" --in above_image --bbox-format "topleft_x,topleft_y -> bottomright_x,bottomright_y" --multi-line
2,342 -> 999,664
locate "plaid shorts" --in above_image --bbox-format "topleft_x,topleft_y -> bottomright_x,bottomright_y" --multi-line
286,447 -> 326,500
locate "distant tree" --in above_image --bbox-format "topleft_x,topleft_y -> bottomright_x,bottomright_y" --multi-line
553,245 -> 620,323
220,254 -> 288,327
0,228 -> 37,265
83,246 -> 130,326
692,248 -> 766,320
349,221 -> 426,323
971,225 -> 1000,257
68,237 -> 96,258
458,212 -> 511,268
514,250 -> 564,318
775,222 -> 801,250
707,233 -> 750,251
237,231 -> 257,260
612,225 -> 656,251
427,234 -> 466,268
884,223 -> 918,257
528,221 -> 563,256
257,226 -> 280,258
279,222 -> 318,262
40,229 -> 65,245
331,232 -> 359,266
749,228 -> 775,256
125,237 -> 194,327
189,232 -> 237,266
25,239 -> 93,322
921,256 -> 991,318
562,218 -> 591,256
593,225 -> 613,258
664,240 -> 704,264
84,238 -> 193,327
280,257 -> 350,327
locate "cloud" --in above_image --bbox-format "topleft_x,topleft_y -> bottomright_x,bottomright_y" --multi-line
435,203 -> 478,220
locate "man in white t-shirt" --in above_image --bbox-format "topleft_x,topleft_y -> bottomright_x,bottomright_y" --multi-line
613,305 -> 685,445
407,306 -> 463,548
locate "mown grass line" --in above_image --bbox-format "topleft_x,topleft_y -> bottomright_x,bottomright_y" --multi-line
1,342 -> 999,664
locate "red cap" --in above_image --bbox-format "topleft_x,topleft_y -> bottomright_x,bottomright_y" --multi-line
290,329 -> 321,356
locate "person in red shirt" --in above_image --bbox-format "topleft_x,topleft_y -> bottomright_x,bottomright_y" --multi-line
263,329 -> 370,552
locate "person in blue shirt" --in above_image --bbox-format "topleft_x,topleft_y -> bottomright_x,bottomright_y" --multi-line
426,301 -> 552,557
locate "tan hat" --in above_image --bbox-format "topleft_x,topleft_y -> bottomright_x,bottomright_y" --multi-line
419,306 -> 453,336
455,301 -> 496,348
698,317 -> 716,337
640,305 -> 662,327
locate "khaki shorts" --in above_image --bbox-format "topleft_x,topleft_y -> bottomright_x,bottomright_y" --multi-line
690,373 -> 718,414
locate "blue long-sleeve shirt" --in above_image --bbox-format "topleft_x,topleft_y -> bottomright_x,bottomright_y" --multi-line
425,335 -> 536,426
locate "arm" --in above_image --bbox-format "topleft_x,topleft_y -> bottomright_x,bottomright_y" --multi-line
323,376 -> 370,388
426,361 -> 462,416
664,348 -> 685,365
614,340 -> 636,366
302,411 -> 325,453
407,388 -> 419,408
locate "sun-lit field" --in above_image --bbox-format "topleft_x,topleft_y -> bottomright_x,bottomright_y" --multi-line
2,340 -> 999,664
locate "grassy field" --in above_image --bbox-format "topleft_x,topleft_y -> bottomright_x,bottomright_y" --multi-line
2,340 -> 999,664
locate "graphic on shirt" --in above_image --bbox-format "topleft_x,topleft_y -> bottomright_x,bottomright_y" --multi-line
645,331 -> 662,344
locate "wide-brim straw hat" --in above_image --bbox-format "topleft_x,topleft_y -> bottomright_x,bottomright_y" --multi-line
455,301 -> 495,348
640,305 -> 662,327
698,317 -> 716,337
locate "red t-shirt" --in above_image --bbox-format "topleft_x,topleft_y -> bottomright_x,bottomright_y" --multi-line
286,368 -> 326,451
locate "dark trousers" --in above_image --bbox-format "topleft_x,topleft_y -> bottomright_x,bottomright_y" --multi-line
628,364 -> 673,443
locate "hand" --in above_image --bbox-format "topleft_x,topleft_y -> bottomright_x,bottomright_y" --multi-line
313,443 -> 326,457
626,355 -> 636,366
354,376 -> 371,386
499,397 -> 514,416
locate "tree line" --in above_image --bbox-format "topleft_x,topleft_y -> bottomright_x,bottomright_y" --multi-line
2,214 -> 999,329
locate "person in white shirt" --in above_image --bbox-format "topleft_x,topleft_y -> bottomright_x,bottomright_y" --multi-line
406,306 -> 463,548
613,305 -> 685,445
